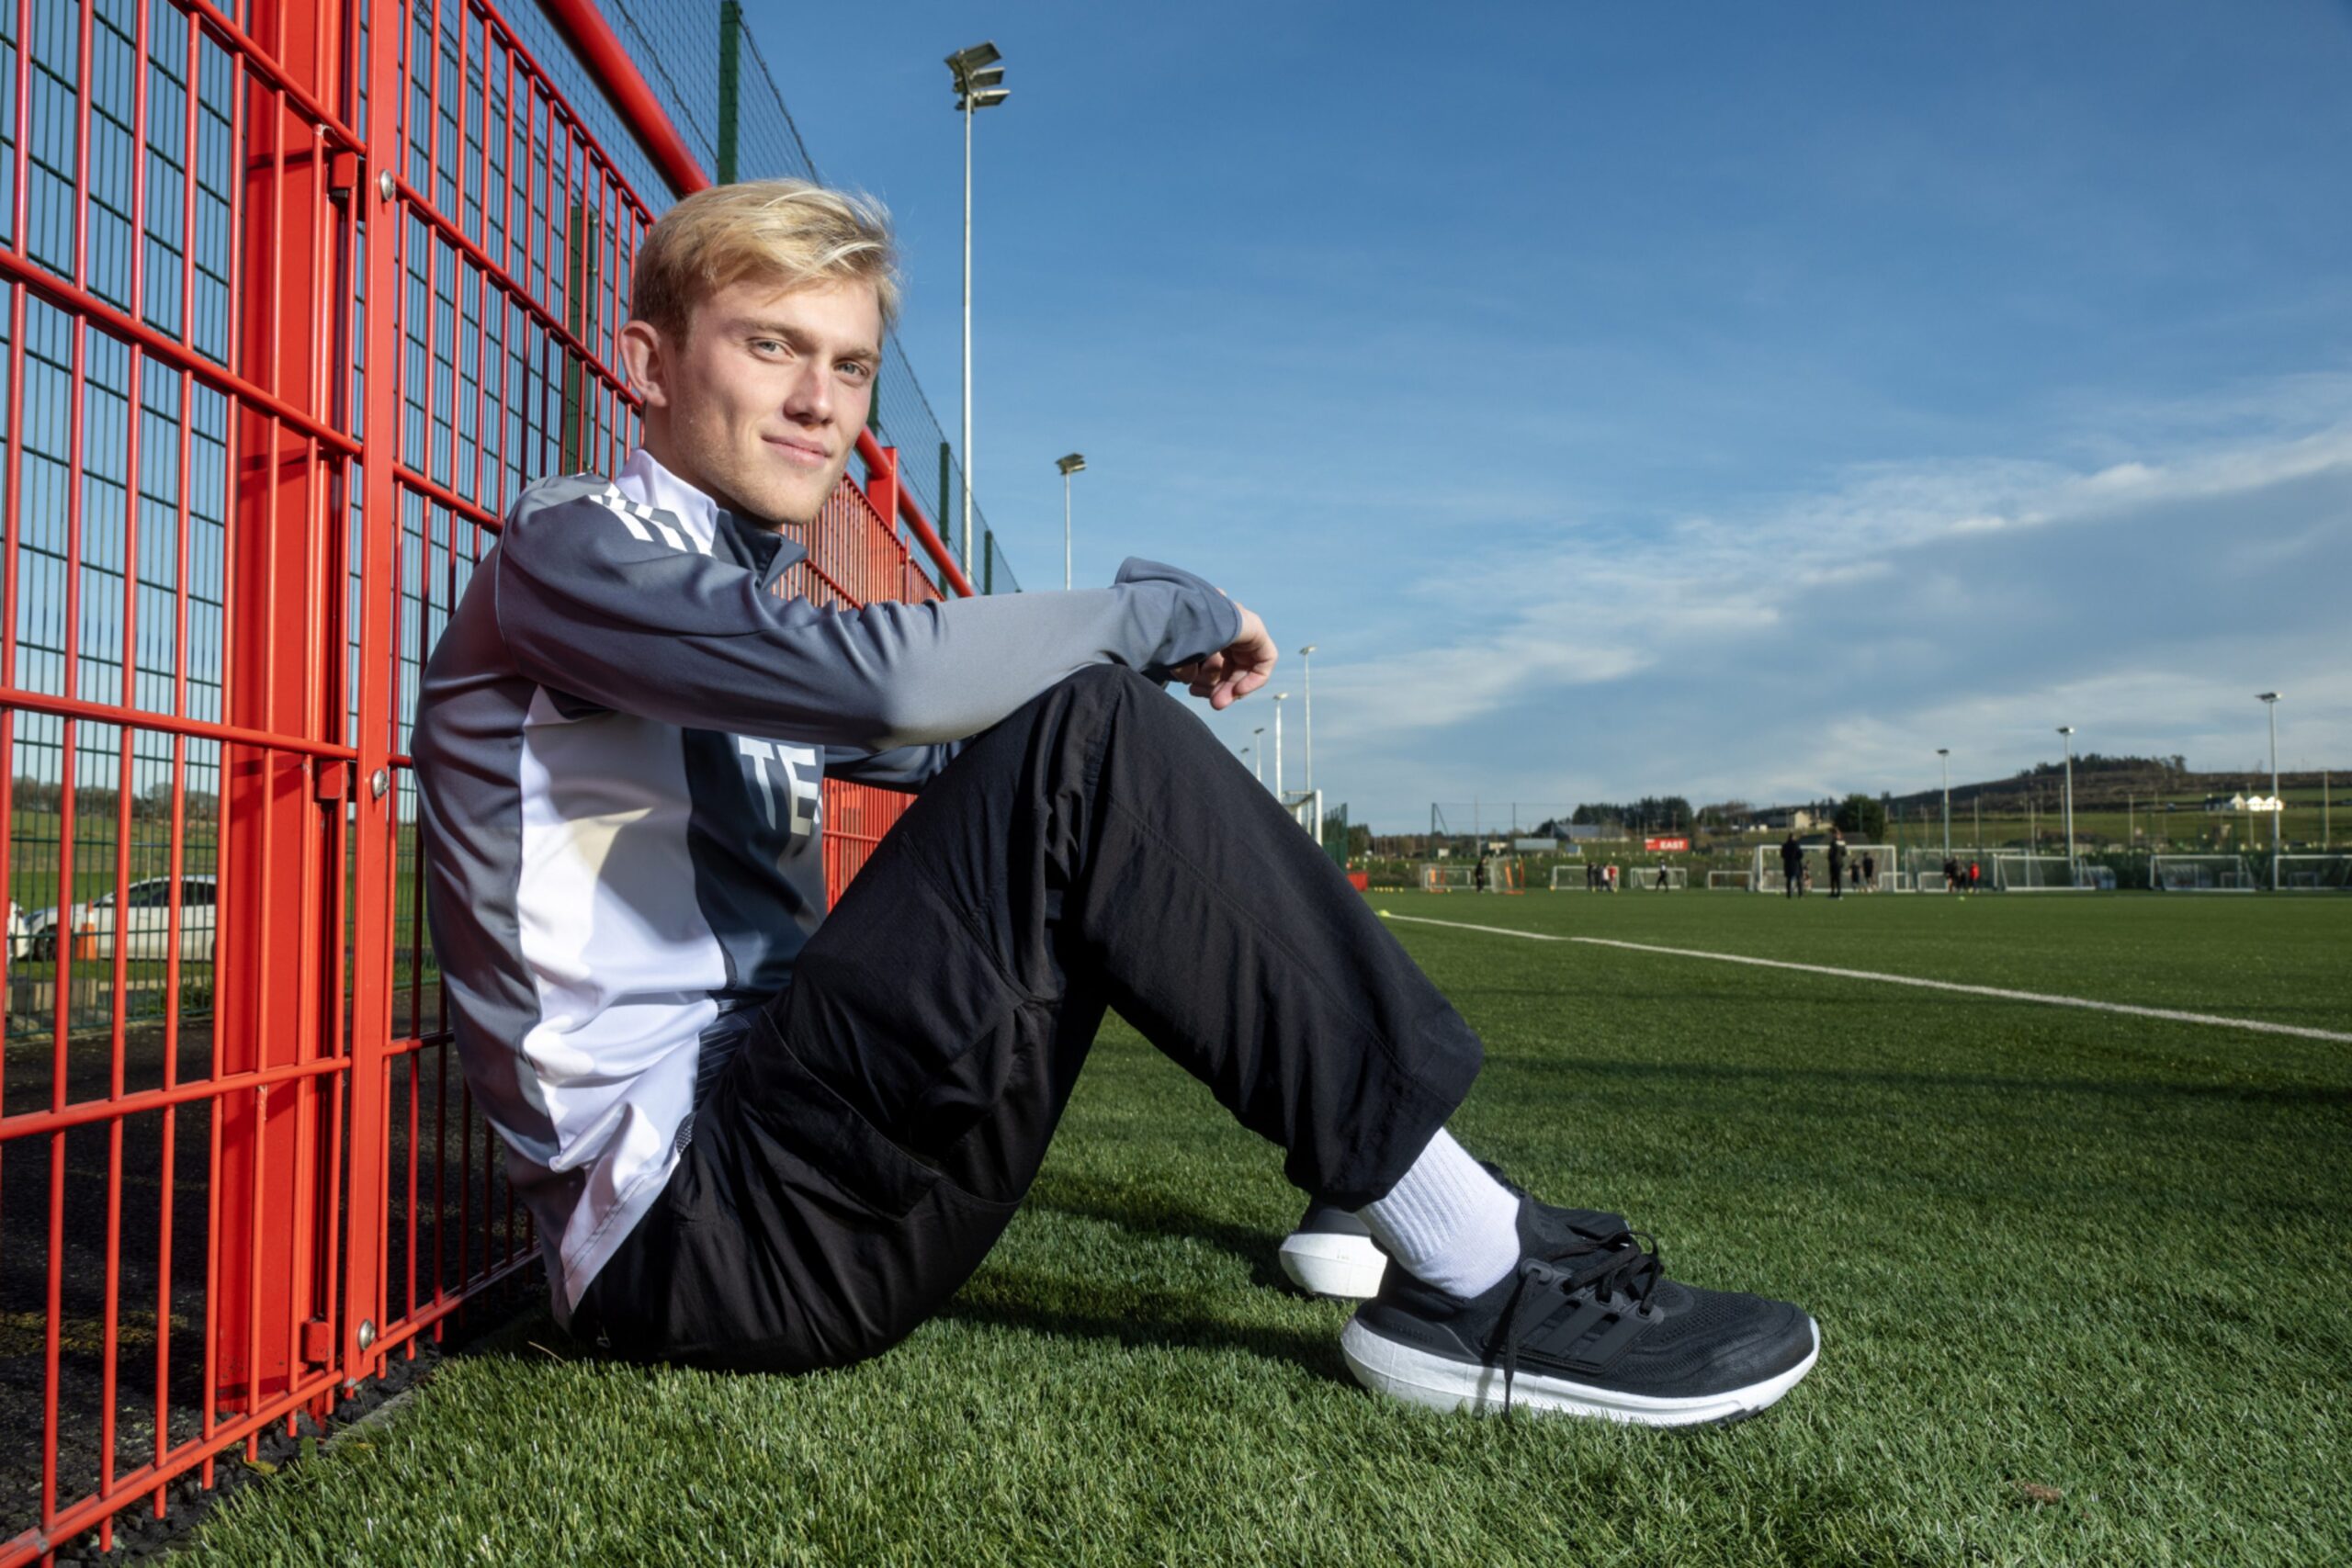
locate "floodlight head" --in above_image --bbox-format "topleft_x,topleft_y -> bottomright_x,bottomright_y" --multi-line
1299,644 -> 1317,656
960,86 -> 1011,110
2258,691 -> 2281,703
2057,726 -> 2075,737
1057,453 -> 1087,475
946,41 -> 1001,73
967,66 -> 1005,90
1937,747 -> 1950,757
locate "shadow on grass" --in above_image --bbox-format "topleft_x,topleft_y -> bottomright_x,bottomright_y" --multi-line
939,1273 -> 1348,1381
1021,1169 -> 1296,1295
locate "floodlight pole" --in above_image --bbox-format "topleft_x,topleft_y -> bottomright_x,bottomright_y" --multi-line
960,95 -> 973,574
2057,727 -> 2076,867
1299,645 -> 1317,797
1251,727 -> 1264,785
2259,693 -> 2281,890
1937,748 -> 1951,862
1056,454 -> 1086,591
1272,694 -> 1288,800
947,43 -> 1009,580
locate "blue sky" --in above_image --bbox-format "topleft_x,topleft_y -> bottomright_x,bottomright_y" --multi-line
745,1 -> 2352,829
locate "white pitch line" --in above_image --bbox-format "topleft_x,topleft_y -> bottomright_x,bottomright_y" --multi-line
1374,910 -> 2352,1045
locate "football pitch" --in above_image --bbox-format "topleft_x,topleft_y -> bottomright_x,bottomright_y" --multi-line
179,892 -> 2350,1565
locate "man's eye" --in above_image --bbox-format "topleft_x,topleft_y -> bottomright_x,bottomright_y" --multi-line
752,339 -> 789,356
840,361 -> 873,382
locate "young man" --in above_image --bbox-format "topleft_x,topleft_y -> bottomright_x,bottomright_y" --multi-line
412,180 -> 1816,1425
1826,830 -> 1848,900
1780,831 -> 1804,897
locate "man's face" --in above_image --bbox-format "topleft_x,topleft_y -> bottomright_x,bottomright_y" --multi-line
626,275 -> 881,529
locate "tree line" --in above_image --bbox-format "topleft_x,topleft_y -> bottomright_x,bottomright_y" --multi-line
9,778 -> 221,819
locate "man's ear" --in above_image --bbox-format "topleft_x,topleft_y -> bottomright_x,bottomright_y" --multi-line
619,318 -> 669,411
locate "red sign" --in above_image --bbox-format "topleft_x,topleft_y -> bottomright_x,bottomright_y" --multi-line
1644,837 -> 1690,852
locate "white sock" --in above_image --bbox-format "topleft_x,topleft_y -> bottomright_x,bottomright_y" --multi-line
1357,1127 -> 1521,1300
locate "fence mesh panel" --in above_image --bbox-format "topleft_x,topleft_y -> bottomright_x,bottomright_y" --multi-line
0,3 -> 962,1560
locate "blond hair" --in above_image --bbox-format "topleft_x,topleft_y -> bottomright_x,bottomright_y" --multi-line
629,178 -> 899,339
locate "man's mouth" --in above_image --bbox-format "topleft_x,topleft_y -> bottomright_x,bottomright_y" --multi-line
763,434 -> 833,470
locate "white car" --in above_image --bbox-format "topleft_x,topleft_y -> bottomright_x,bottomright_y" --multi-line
25,875 -> 219,963
7,900 -> 26,961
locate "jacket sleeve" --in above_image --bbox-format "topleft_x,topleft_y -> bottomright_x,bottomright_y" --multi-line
491,480 -> 1241,750
821,740 -> 964,793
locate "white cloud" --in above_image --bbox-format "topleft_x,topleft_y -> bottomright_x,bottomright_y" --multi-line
1272,387 -> 2352,826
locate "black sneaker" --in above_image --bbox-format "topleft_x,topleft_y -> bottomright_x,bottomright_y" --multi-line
1277,1202 -> 1389,1300
1340,1196 -> 1818,1425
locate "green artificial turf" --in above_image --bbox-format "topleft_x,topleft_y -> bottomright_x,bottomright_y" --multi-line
178,893 -> 2352,1565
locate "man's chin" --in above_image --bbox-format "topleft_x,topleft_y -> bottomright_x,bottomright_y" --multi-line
736,481 -> 831,533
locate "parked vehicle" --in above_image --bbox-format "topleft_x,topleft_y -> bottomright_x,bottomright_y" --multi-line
7,901 -> 26,961
24,876 -> 219,963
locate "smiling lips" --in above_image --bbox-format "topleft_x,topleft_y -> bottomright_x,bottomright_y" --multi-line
764,434 -> 832,468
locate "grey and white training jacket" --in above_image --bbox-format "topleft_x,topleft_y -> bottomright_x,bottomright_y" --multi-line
412,447 -> 1240,1317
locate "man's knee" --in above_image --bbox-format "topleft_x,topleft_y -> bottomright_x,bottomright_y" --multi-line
1044,663 -> 1183,731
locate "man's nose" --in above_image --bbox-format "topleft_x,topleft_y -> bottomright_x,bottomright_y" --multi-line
783,359 -> 833,424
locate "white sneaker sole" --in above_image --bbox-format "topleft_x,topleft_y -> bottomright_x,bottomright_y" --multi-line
1340,1315 -> 1820,1427
1277,1232 -> 1389,1300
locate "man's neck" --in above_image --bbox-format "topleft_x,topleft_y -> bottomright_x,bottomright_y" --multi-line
633,434 -> 798,536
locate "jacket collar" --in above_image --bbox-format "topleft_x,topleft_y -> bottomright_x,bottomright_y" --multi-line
617,446 -> 808,591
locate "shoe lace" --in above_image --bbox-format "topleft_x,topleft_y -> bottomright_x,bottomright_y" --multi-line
1497,1226 -> 1663,1416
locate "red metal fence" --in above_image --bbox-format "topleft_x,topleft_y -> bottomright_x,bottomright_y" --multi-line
0,2 -> 964,1559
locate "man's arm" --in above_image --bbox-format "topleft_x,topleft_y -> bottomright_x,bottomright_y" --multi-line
492,478 -> 1250,750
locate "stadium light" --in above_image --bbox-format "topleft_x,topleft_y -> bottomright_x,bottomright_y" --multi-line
2057,728 -> 2077,870
947,41 -> 1010,578
1056,453 -> 1086,590
1251,726 -> 1264,784
1272,693 -> 1289,799
2259,693 -> 2281,891
1299,645 -> 1317,797
1938,747 -> 1956,860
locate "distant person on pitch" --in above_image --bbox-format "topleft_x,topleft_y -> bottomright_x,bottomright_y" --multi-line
1781,832 -> 1804,898
412,179 -> 1816,1426
1827,830 -> 1848,900
1860,851 -> 1877,892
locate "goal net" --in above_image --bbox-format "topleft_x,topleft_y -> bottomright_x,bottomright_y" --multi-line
1750,843 -> 1896,892
1627,865 -> 1686,890
1993,853 -> 2090,891
2150,854 -> 2256,892
1550,863 -> 1593,891
1906,850 -> 1965,892
2275,853 -> 2352,891
1419,863 -> 1473,893
1707,870 -> 1752,891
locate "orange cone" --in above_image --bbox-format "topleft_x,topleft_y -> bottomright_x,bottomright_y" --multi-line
73,911 -> 97,962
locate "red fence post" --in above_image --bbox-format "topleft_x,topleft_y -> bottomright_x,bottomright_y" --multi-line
341,0 -> 411,1391
213,0 -> 346,1415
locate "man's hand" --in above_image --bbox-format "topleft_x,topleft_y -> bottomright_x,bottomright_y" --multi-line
1169,603 -> 1275,710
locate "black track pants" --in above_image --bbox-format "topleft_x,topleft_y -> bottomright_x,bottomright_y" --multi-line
571,667 -> 1484,1373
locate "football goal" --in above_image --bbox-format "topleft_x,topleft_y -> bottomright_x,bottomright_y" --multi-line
1993,853 -> 2091,891
2275,853 -> 2352,891
2150,854 -> 2256,892
1627,865 -> 1687,891
1550,863 -> 1592,891
1707,870 -> 1752,891
1419,863 -> 1473,893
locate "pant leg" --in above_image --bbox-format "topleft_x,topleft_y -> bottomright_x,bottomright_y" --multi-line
577,667 -> 1482,1371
